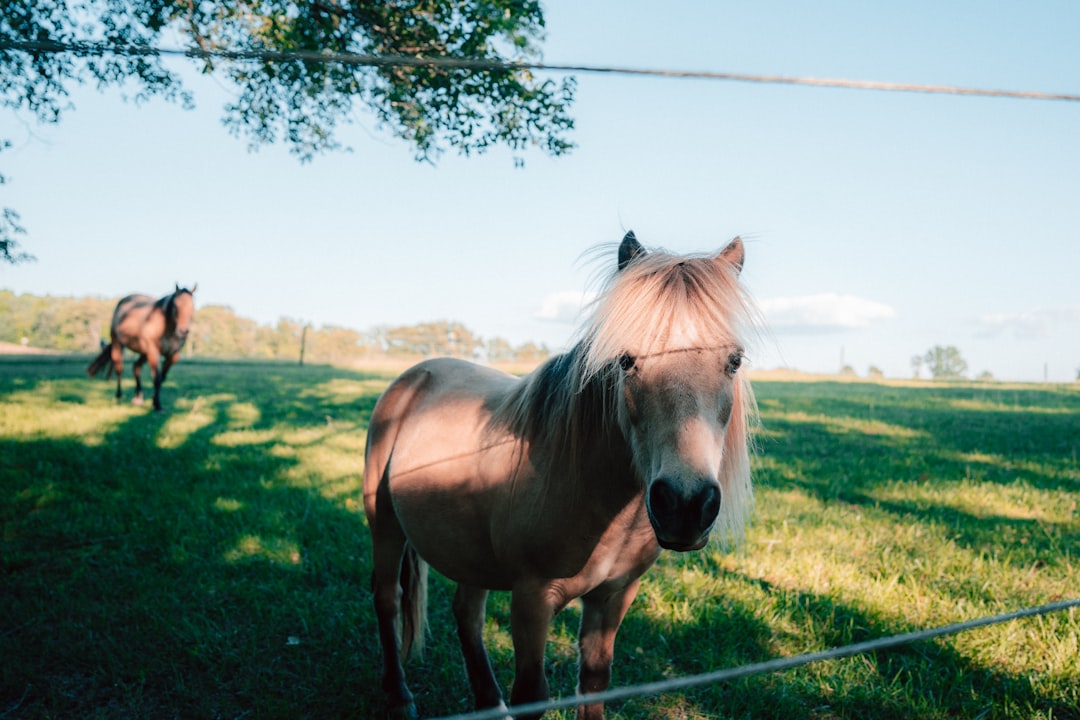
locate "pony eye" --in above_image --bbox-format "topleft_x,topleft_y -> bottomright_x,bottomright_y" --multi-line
725,352 -> 743,376
618,353 -> 637,372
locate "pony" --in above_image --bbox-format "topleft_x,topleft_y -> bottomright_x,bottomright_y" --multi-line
363,233 -> 758,719
88,284 -> 197,411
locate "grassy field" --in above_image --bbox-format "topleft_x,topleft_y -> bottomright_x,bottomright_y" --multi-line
1,356 -> 1077,719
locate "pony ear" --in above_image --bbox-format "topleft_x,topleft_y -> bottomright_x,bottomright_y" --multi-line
618,231 -> 647,271
191,282 -> 198,293
717,236 -> 745,275
175,282 -> 181,292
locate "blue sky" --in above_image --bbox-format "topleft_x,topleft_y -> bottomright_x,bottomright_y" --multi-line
3,1 -> 1079,381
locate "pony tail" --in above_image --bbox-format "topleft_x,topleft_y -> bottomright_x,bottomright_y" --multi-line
716,374 -> 757,546
399,545 -> 429,660
87,345 -> 112,378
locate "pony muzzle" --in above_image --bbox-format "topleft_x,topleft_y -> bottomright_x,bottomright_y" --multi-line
645,477 -> 721,551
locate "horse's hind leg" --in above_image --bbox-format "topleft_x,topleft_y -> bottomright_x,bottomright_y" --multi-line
453,584 -> 506,712
370,480 -> 419,718
576,580 -> 642,720
131,355 -> 146,404
111,344 -> 124,401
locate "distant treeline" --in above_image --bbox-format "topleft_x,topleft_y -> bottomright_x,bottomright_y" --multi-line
0,290 -> 551,365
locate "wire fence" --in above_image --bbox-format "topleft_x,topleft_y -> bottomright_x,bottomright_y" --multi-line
434,597 -> 1080,720
4,39 -> 1080,103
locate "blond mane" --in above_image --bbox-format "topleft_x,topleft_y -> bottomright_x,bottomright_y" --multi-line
491,243 -> 759,542
579,247 -> 758,377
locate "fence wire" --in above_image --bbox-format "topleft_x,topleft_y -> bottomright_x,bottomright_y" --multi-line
434,597 -> 1080,720
4,39 -> 1080,103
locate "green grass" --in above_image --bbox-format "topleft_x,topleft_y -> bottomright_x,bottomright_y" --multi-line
1,358 -> 1077,719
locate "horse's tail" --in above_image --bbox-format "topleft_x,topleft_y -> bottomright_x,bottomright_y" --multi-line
87,345 -> 112,378
399,544 -> 429,660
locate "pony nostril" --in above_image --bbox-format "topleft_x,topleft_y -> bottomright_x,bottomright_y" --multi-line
648,479 -> 677,519
698,483 -> 721,527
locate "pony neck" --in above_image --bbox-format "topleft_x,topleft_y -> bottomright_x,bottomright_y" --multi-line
494,343 -> 634,482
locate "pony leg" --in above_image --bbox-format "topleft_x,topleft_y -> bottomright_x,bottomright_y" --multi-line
370,478 -> 420,719
576,580 -> 642,720
371,561 -> 419,719
111,344 -> 124,401
160,352 -> 180,383
508,587 -> 560,720
152,352 -> 178,411
453,584 -> 506,712
131,356 -> 146,405
140,347 -> 164,411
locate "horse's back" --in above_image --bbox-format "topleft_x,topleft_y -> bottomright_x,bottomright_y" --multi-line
364,357 -> 522,588
113,294 -> 154,319
365,357 -> 517,483
111,294 -> 156,347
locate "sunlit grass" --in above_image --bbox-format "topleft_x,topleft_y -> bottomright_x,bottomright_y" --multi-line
868,477 -> 1076,524
223,533 -> 303,566
213,428 -> 279,446
0,385 -> 141,445
763,409 -> 928,440
155,394 -> 223,448
943,397 -> 1078,414
213,496 -> 244,513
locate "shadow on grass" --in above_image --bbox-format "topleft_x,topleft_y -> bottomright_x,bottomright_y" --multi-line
0,361 -> 402,719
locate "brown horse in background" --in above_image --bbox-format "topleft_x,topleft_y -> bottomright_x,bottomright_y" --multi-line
88,284 -> 196,411
364,233 -> 759,719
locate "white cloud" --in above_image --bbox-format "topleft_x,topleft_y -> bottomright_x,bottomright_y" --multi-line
759,293 -> 896,333
534,290 -> 598,324
977,305 -> 1080,340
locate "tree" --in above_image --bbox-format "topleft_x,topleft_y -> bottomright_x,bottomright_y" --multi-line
0,0 -> 576,260
1,288 -> 561,366
910,354 -> 923,379
513,341 -> 549,364
0,207 -> 30,264
190,305 -> 261,357
922,345 -> 968,381
1,141 -> 32,263
485,336 -> 515,363
306,324 -> 376,364
383,320 -> 481,357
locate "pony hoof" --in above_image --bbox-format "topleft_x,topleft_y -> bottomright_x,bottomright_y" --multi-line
132,396 -> 144,405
